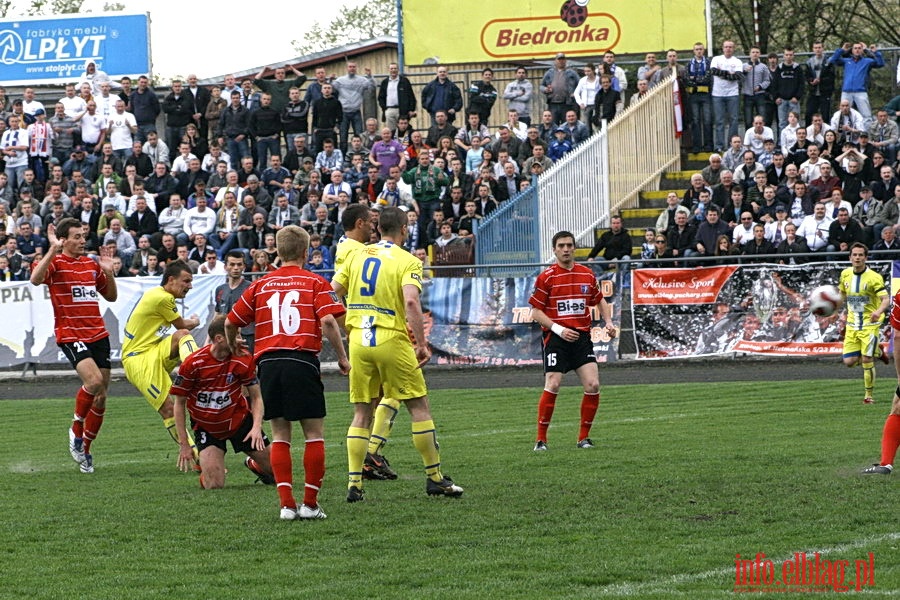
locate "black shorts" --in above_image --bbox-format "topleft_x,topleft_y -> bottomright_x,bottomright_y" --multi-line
194,412 -> 270,454
59,337 -> 112,370
542,330 -> 596,374
257,350 -> 326,421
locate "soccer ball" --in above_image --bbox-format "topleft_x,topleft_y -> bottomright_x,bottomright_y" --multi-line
808,285 -> 843,317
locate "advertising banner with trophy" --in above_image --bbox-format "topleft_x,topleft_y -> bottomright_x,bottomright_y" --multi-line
631,262 -> 893,359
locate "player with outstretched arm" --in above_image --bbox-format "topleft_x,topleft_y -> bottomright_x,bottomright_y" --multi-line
31,218 -> 118,473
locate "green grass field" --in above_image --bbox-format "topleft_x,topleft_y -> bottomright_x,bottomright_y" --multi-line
1,379 -> 898,599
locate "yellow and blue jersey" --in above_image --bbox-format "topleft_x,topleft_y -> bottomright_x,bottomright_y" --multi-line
839,267 -> 887,330
333,240 -> 422,343
122,286 -> 180,356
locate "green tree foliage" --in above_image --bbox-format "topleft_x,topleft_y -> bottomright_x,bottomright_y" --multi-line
292,0 -> 395,56
713,0 -> 899,54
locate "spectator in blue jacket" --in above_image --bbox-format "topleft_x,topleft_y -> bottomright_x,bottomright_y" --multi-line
829,42 -> 884,125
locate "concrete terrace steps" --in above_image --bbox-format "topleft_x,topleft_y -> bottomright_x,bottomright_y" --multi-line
603,152 -> 712,253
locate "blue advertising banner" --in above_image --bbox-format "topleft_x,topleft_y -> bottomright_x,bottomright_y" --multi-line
0,13 -> 150,85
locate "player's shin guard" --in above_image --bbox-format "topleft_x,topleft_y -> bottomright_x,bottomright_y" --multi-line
178,334 -> 198,363
863,363 -> 875,397
880,413 -> 900,467
536,390 -> 557,443
412,419 -> 442,482
163,416 -> 198,461
72,386 -> 95,439
578,392 -> 600,441
346,426 -> 369,488
270,440 -> 295,509
367,397 -> 401,455
83,405 -> 105,452
303,439 -> 325,508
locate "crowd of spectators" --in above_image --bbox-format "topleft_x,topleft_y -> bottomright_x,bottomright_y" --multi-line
0,53 -> 619,279
1,42 -> 899,279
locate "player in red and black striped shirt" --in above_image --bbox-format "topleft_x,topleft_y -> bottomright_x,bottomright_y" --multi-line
171,315 -> 274,489
30,218 -> 118,473
226,225 -> 349,520
528,230 -> 616,451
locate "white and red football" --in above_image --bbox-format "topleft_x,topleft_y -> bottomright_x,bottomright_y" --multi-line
809,285 -> 843,317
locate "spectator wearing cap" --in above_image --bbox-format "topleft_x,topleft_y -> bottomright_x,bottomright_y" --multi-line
97,202 -> 125,238
854,184 -> 883,245
541,53 -> 579,125
548,126 -> 574,161
764,204 -> 791,243
292,155 -> 315,188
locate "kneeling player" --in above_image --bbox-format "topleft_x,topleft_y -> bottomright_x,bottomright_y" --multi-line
529,230 -> 616,451
171,315 -> 274,488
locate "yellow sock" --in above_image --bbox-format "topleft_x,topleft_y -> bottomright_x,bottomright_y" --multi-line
346,426 -> 369,489
178,334 -> 198,362
412,419 -> 442,482
863,363 -> 874,397
367,397 -> 401,455
163,416 -> 198,461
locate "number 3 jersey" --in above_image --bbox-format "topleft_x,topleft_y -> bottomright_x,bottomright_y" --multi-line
332,240 -> 423,344
170,345 -> 257,439
228,265 -> 345,361
529,263 -> 603,333
43,253 -> 111,344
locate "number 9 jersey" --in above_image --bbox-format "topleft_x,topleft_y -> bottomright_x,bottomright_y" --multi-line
333,240 -> 423,342
529,262 -> 603,332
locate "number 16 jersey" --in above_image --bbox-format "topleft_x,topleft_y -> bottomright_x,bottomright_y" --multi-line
529,263 -> 603,333
228,265 -> 346,361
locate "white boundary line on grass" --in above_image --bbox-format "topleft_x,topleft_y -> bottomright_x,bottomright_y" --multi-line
595,532 -> 900,597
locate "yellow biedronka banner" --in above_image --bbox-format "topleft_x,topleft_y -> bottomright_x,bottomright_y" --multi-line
401,0 -> 708,64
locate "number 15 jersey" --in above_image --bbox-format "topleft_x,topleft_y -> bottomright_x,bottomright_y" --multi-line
333,240 -> 422,341
529,263 -> 602,333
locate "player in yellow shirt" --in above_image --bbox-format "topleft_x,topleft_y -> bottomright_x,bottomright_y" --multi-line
122,260 -> 201,462
839,243 -> 890,404
333,206 -> 463,501
335,204 -> 401,481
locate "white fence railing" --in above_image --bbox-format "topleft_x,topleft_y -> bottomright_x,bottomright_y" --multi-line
537,74 -> 681,262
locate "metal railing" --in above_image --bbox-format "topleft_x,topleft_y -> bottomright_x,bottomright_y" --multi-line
537,74 -> 681,262
473,182 -> 541,276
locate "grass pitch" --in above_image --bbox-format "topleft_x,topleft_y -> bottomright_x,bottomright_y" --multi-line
0,378 -> 897,599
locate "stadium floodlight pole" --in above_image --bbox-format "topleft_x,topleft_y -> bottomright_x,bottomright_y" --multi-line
396,0 -> 404,69
752,0 -> 760,46
705,0 -> 713,54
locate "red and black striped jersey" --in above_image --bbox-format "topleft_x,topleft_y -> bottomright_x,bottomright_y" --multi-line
228,265 -> 345,360
170,345 -> 257,439
43,253 -> 110,344
529,263 -> 602,332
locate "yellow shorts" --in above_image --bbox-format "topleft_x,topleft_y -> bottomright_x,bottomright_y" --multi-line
843,326 -> 880,359
348,332 -> 427,404
123,336 -> 179,411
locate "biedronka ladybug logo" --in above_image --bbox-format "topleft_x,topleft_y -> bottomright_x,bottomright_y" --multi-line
560,0 -> 590,27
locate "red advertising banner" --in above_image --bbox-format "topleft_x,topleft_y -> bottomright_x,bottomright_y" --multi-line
632,266 -> 738,305
631,262 -> 892,359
